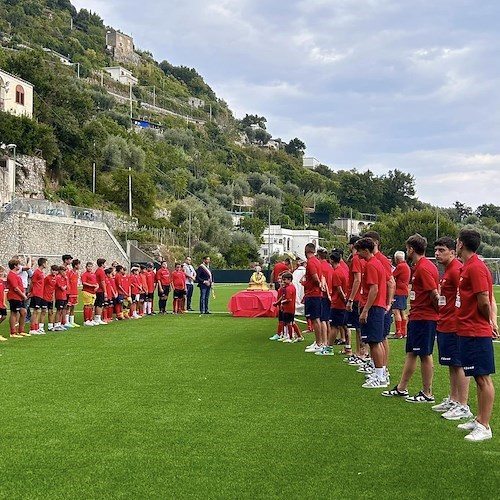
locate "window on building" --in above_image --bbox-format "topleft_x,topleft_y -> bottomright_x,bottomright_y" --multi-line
15,85 -> 25,105
263,249 -> 268,256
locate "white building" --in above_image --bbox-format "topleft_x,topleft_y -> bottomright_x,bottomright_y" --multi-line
0,68 -> 34,118
333,216 -> 377,236
303,157 -> 320,169
188,97 -> 205,108
260,225 -> 319,263
0,156 -> 16,205
42,48 -> 72,66
103,66 -> 138,86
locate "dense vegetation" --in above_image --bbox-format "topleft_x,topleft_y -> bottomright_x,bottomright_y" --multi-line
1,0 -> 500,265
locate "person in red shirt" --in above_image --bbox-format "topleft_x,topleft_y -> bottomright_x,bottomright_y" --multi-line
171,263 -> 187,314
317,248 -> 333,350
114,265 -> 127,320
66,259 -> 81,328
270,278 -> 286,340
61,254 -> 73,328
329,251 -> 349,354
156,261 -> 171,314
144,263 -> 156,315
7,258 -> 29,338
277,272 -> 302,343
28,257 -> 48,335
54,266 -> 68,331
392,251 -> 411,338
104,267 -> 118,322
354,238 -> 388,388
302,243 -> 325,353
0,266 -> 8,341
129,267 -> 143,319
94,258 -> 108,325
455,229 -> 496,442
383,233 -> 439,402
346,236 -> 368,363
42,265 -> 59,331
271,258 -> 291,291
431,236 -> 471,421
81,262 -> 98,326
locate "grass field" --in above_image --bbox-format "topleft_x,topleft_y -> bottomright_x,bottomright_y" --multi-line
0,285 -> 499,499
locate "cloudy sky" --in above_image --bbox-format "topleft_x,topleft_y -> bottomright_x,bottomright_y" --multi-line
72,0 -> 500,208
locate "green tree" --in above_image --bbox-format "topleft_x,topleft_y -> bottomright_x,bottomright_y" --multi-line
223,232 -> 260,268
241,114 -> 267,129
285,137 -> 306,157
240,216 -> 266,240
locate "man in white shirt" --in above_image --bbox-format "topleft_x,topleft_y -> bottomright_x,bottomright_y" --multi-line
183,257 -> 196,311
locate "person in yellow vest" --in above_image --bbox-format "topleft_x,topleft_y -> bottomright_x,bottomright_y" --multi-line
248,266 -> 269,291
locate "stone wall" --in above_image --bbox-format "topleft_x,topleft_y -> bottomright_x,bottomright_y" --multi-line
15,154 -> 46,199
0,211 -> 129,267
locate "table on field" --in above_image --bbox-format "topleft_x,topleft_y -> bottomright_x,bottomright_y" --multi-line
228,290 -> 279,317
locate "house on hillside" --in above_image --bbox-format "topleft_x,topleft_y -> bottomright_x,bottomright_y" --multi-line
303,157 -> 320,169
333,214 -> 377,236
188,97 -> 205,108
42,48 -> 72,66
106,29 -> 135,62
260,225 -> 319,263
103,66 -> 138,86
0,68 -> 34,118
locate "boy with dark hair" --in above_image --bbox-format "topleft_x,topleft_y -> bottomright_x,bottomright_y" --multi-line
53,266 -> 68,331
383,233 -> 439,402
393,250 -> 410,338
104,267 -> 118,322
156,261 -> 171,314
354,238 -> 388,388
317,248 -> 333,351
431,236 -> 471,420
94,258 -> 108,326
279,271 -> 303,343
42,265 -> 58,331
7,259 -> 29,338
455,229 -> 496,441
81,262 -> 98,326
0,266 -> 8,341
172,263 -> 187,314
114,265 -> 126,320
67,259 -> 81,328
29,257 -> 48,335
61,254 -> 73,329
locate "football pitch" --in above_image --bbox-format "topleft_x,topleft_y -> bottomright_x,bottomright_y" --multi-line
0,285 -> 499,499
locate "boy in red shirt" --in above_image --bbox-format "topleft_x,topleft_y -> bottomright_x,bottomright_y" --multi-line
53,266 -> 68,331
42,265 -> 58,331
279,272 -> 302,343
354,238 -> 388,388
114,265 -> 127,320
393,250 -> 411,338
171,263 -> 187,314
28,257 -> 48,335
81,262 -> 98,326
383,234 -> 439,402
270,278 -> 286,340
139,265 -> 148,316
455,229 -> 496,442
145,263 -> 156,315
156,261 -> 171,314
0,266 -> 8,341
7,258 -> 29,338
104,267 -> 118,322
129,266 -> 143,319
67,259 -> 81,328
94,258 -> 108,326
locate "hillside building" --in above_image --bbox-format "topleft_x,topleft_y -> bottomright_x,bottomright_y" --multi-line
0,68 -> 34,118
303,157 -> 320,169
333,214 -> 377,236
260,225 -> 319,263
103,66 -> 138,86
106,29 -> 135,62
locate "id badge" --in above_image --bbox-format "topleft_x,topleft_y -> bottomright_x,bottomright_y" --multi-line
409,291 -> 416,301
455,295 -> 461,308
438,296 -> 446,306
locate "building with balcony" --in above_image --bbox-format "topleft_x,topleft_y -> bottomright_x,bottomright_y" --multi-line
0,68 -> 34,118
260,225 -> 319,263
103,66 -> 138,86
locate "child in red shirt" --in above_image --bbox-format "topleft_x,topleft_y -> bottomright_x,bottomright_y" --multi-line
279,272 -> 302,342
67,259 -> 81,328
29,257 -> 48,334
104,267 -> 118,322
171,263 -> 187,314
54,266 -> 68,331
42,265 -> 59,331
7,258 -> 29,337
0,266 -> 8,341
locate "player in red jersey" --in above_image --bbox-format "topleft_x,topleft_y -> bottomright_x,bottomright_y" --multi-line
7,258 -> 29,338
145,263 -> 156,315
28,257 -> 48,335
114,265 -> 127,320
66,259 -> 81,328
278,272 -> 302,343
156,261 -> 171,314
318,248 -> 333,349
53,266 -> 68,331
383,234 -> 439,402
104,267 -> 118,322
431,237 -> 471,421
355,238 -> 389,388
0,266 -> 8,341
171,263 -> 187,314
330,251 -> 350,353
41,265 -> 58,331
81,262 -> 98,326
392,251 -> 411,338
455,229 -> 496,441
94,258 -> 108,325
271,258 -> 291,291
302,243 -> 325,353
129,266 -> 143,319
61,254 -> 73,328
139,265 -> 148,316
270,278 -> 286,340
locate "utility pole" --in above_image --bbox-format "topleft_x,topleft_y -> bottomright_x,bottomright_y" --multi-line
188,210 -> 192,256
153,85 -> 156,108
129,82 -> 133,119
128,166 -> 132,217
268,208 -> 272,270
436,209 -> 439,240
209,104 -> 212,123
92,141 -> 96,193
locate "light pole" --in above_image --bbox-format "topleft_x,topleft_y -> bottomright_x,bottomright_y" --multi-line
128,166 -> 132,217
1,143 -> 17,200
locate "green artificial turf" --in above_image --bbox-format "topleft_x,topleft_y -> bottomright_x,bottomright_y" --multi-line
0,286 -> 499,499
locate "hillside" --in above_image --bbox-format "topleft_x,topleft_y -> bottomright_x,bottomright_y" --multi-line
2,0 -> 500,264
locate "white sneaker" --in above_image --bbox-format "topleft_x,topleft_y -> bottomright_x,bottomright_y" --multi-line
457,419 -> 478,431
38,328 -> 46,335
305,342 -> 317,350
282,338 -> 294,343
53,325 -> 65,331
97,320 -> 108,325
305,343 -> 322,353
464,422 -> 492,442
357,363 -> 374,374
432,397 -> 454,412
84,320 -> 94,326
29,330 -> 39,335
442,404 -> 473,421
362,377 -> 389,388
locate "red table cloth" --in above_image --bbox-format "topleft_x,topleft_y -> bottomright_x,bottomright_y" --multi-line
228,290 -> 279,317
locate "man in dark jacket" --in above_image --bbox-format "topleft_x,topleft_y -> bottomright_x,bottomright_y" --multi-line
196,256 -> 213,314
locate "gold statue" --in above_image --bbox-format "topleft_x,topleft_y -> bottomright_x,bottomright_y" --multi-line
247,266 -> 269,291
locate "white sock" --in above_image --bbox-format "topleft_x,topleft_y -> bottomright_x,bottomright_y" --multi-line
65,314 -> 70,324
147,302 -> 152,314
375,368 -> 385,380
69,315 -> 75,324
48,323 -> 53,329
143,303 -> 147,314
95,315 -> 101,322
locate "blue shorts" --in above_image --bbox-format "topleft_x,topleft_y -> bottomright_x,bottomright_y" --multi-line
304,297 -> 322,320
406,320 -> 436,356
283,312 -> 295,325
458,336 -> 495,377
320,298 -> 331,322
437,331 -> 461,366
330,308 -> 347,327
393,295 -> 408,310
360,306 -> 385,344
383,309 -> 392,337
346,301 -> 360,329
278,310 -> 284,322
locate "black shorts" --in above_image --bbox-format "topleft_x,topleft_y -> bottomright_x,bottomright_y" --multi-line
282,312 -> 295,325
437,331 -> 461,366
114,294 -> 124,305
140,293 -> 147,301
147,292 -> 154,300
173,289 -> 186,300
320,297 -> 331,322
159,287 -> 170,297
304,297 -> 322,320
9,299 -> 24,312
330,308 -> 347,327
55,299 -> 67,310
0,308 -> 7,317
42,300 -> 54,310
30,296 -> 44,309
95,292 -> 105,308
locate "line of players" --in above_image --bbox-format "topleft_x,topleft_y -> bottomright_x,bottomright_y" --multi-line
270,229 -> 497,442
0,256 -> 189,339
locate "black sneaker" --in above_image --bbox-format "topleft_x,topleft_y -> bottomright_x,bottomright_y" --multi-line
405,390 -> 435,403
381,385 -> 409,397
